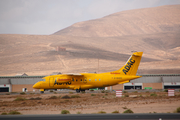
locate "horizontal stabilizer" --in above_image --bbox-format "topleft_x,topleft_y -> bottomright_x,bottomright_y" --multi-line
118,80 -> 130,84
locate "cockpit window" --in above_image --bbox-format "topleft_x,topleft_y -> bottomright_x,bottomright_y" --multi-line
40,79 -> 46,81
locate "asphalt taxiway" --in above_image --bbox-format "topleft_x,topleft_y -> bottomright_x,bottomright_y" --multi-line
0,113 -> 180,120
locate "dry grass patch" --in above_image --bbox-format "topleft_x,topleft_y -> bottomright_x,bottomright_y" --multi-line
49,96 -> 58,99
123,109 -> 134,113
14,97 -> 26,101
29,97 -> 42,100
71,95 -> 81,98
98,111 -> 106,114
8,111 -> 21,115
112,110 -> 119,113
61,95 -> 71,99
61,110 -> 70,114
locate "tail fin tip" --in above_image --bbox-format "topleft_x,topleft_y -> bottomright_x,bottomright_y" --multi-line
133,52 -> 143,57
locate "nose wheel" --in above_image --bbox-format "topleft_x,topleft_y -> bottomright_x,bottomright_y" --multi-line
40,89 -> 44,94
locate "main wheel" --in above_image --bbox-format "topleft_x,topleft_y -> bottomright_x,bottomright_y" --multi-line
81,90 -> 85,92
76,89 -> 81,93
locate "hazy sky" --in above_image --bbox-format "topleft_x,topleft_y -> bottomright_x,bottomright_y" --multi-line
0,0 -> 180,35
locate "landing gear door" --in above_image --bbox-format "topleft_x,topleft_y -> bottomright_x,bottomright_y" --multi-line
49,77 -> 54,87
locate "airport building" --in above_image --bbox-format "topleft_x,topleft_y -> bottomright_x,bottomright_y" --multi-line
0,74 -> 180,92
107,74 -> 180,90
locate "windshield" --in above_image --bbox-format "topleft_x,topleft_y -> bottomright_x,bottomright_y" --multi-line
39,79 -> 46,81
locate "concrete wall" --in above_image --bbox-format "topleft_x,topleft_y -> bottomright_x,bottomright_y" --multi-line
12,84 -> 35,92
112,84 -> 123,90
143,83 -> 162,89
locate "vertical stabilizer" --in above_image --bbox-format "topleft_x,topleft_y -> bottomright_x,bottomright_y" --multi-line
113,52 -> 143,75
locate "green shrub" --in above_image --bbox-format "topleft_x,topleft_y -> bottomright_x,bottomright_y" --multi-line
20,92 -> 26,95
53,92 -> 57,94
105,93 -> 108,96
164,89 -> 168,92
5,93 -> 10,95
134,91 -> 138,93
14,97 -> 26,101
61,95 -> 71,99
1,112 -> 7,115
124,94 -> 129,97
49,90 -> 53,92
123,91 -> 127,93
81,91 -> 85,94
8,111 -> 21,115
91,94 -> 96,96
175,107 -> 180,113
101,90 -> 105,93
69,92 -> 73,94
77,111 -> 82,114
150,93 -> 157,97
61,110 -> 70,114
98,111 -> 106,114
105,90 -> 109,93
123,109 -> 134,113
90,89 -> 94,91
71,95 -> 81,98
29,97 -> 42,100
49,96 -> 57,99
122,106 -> 128,109
11,92 -> 17,94
112,110 -> 119,113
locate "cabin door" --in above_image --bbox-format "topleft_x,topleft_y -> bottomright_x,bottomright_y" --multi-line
49,77 -> 54,87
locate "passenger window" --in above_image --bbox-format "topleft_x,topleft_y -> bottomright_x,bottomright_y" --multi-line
95,79 -> 97,81
81,79 -> 82,81
89,79 -> 91,81
99,79 -> 101,81
72,78 -> 74,82
76,79 -> 78,82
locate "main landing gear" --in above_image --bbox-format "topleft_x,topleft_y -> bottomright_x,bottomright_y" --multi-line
76,89 -> 85,93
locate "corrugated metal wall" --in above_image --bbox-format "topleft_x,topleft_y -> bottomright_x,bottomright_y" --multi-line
0,76 -> 44,85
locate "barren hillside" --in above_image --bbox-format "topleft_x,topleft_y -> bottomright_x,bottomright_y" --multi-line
54,5 -> 180,37
0,5 -> 180,76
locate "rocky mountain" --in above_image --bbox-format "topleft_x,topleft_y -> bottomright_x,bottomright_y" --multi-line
54,5 -> 180,37
0,5 -> 180,76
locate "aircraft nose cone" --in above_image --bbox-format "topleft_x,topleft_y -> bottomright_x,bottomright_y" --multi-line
33,83 -> 40,89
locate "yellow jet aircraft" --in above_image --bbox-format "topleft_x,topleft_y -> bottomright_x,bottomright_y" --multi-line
33,52 -> 143,93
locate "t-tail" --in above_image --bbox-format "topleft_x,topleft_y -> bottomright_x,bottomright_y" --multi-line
113,52 -> 143,75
